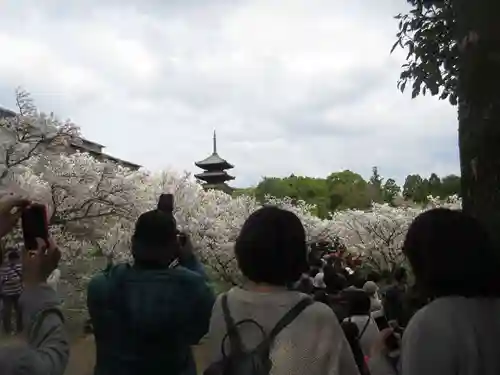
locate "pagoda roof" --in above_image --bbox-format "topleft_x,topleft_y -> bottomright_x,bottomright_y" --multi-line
195,170 -> 235,181
194,130 -> 234,170
195,153 -> 234,170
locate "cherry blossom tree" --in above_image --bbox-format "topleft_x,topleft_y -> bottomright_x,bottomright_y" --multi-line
0,88 -> 79,183
0,90 -> 465,309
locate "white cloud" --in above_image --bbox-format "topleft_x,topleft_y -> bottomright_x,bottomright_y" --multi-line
0,0 -> 459,187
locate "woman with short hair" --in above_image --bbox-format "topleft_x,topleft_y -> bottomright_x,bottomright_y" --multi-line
203,206 -> 359,375
370,208 -> 500,375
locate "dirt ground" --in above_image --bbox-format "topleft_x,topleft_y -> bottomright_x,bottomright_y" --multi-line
0,334 -> 209,375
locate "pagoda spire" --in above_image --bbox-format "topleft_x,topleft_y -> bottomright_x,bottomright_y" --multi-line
213,130 -> 217,154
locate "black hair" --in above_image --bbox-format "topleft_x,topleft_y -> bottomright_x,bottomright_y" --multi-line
403,208 -> 500,298
324,269 -> 347,294
235,206 -> 308,286
366,271 -> 381,283
348,272 -> 366,289
314,290 -> 329,304
393,267 -> 407,283
131,238 -> 179,269
344,289 -> 371,316
7,251 -> 20,261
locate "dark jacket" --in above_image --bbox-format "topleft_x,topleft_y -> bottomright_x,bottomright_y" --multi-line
87,253 -> 215,375
382,284 -> 406,325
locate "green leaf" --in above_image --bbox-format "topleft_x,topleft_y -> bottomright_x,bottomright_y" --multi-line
449,94 -> 458,106
412,87 -> 420,99
399,81 -> 407,93
390,40 -> 399,54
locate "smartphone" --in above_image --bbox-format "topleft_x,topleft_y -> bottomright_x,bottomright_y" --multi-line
157,193 -> 174,214
21,204 -> 49,250
375,315 -> 390,330
177,232 -> 187,247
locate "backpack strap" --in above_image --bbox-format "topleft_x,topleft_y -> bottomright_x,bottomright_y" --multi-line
262,298 -> 313,345
221,293 -> 245,354
357,317 -> 370,340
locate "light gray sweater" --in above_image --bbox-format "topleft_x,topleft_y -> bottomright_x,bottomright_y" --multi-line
0,284 -> 69,375
369,296 -> 500,375
203,287 -> 360,375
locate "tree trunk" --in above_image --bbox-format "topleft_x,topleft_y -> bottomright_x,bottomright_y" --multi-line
454,0 -> 500,247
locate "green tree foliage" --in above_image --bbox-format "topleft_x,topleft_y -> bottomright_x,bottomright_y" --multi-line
395,0 -> 500,247
392,0 -> 458,104
383,178 -> 402,204
326,170 -> 372,212
368,166 -> 384,203
248,168 -> 460,215
403,173 -> 460,202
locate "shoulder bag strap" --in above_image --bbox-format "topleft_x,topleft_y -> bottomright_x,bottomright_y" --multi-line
221,293 -> 245,353
357,317 -> 371,340
264,298 -> 313,344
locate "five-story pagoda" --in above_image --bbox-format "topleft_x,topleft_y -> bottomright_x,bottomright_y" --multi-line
194,131 -> 235,193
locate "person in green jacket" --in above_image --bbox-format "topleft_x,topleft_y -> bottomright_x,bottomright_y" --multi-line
87,209 -> 215,375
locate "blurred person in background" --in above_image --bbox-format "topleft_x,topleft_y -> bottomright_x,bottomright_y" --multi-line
363,281 -> 384,320
343,289 -> 380,359
0,249 -> 23,335
382,268 -> 408,326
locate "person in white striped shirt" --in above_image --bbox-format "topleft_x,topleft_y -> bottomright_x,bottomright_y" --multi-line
0,249 -> 23,334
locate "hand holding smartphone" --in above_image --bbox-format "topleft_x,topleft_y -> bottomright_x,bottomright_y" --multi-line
21,203 -> 49,250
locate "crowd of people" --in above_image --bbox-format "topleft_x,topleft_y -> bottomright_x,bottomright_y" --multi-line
1,192 -> 500,375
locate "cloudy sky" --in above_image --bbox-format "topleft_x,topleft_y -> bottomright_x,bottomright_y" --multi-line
0,0 -> 459,187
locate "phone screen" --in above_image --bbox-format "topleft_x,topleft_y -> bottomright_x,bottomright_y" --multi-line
157,194 -> 174,214
21,204 -> 48,250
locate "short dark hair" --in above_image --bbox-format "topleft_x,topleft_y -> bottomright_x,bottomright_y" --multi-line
344,289 -> 371,316
403,208 -> 500,298
366,271 -> 381,283
131,210 -> 179,267
393,267 -> 407,283
235,206 -> 308,285
324,270 -> 347,294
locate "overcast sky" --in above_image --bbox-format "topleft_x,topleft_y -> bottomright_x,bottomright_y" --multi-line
0,0 -> 459,188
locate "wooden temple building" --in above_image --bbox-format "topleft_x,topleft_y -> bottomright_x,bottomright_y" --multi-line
194,131 -> 234,194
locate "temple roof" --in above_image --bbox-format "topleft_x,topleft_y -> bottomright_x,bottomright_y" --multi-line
195,154 -> 234,170
195,131 -> 234,170
195,170 -> 235,181
0,106 -> 16,118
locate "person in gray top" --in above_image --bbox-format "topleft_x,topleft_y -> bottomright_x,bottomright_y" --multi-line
0,194 -> 68,375
370,208 -> 500,375
203,206 -> 359,375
